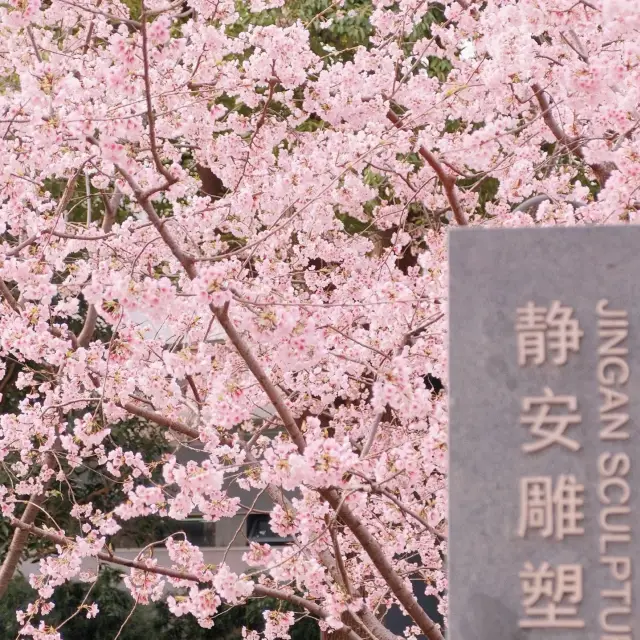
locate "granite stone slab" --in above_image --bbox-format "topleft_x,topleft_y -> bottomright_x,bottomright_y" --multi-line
449,227 -> 640,639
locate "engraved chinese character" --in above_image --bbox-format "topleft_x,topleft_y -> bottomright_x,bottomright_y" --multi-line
519,562 -> 584,628
518,475 -> 585,539
516,301 -> 584,366
521,388 -> 581,453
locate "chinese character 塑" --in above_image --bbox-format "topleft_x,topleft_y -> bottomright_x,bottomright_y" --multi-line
521,388 -> 581,453
518,475 -> 585,539
516,301 -> 584,366
519,562 -> 584,628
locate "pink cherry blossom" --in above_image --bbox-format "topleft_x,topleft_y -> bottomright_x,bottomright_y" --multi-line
0,0 -> 631,638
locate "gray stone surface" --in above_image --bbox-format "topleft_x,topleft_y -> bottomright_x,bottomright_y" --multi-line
448,227 -> 640,639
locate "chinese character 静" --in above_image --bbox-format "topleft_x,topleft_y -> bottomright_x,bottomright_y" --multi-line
516,301 -> 583,366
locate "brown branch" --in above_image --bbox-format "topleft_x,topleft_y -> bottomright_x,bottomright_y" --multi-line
212,307 -> 307,453
114,164 -> 192,269
185,375 -> 203,406
121,402 -> 200,440
560,30 -> 588,63
359,476 -> 446,541
403,312 -> 445,341
319,488 -> 443,640
57,0 -> 141,28
117,165 -> 307,453
116,166 -> 438,640
0,499 -> 45,597
531,83 -> 612,186
6,233 -> 40,257
0,452 -> 56,598
119,407 -> 399,640
50,231 -> 115,241
360,312 -> 444,459
250,74 -> 276,146
82,0 -> 103,54
139,13 -> 174,184
386,110 -> 468,226
8,518 -> 365,637
77,302 -> 98,349
26,27 -> 42,63
357,611 -> 400,640
328,520 -> 353,596
0,280 -> 22,313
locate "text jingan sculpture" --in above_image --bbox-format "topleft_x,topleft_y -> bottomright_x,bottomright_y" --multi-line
449,227 -> 638,639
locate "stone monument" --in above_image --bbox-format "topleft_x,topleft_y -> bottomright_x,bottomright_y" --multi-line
449,227 -> 638,639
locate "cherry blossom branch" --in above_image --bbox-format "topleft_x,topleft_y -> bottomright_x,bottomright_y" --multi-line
359,413 -> 385,461
218,320 -> 440,638
328,520 -> 353,596
355,474 -> 446,541
326,326 -> 388,359
531,83 -> 612,186
120,402 -> 200,440
560,30 -> 588,63
222,489 -> 266,565
213,309 -> 308,452
115,165 -> 192,269
82,0 -> 103,54
0,498 -> 46,596
513,194 -> 586,214
185,374 -> 203,406
403,312 -> 445,342
5,233 -> 40,257
119,400 -> 402,640
360,312 -> 444,459
0,279 -> 22,313
140,10 -> 175,184
26,27 -> 42,63
4,228 -> 114,261
0,452 -> 56,598
115,163 -> 441,640
50,230 -> 115,241
386,109 -> 468,226
57,0 -> 141,28
7,519 -> 364,638
319,488 -> 444,640
357,611 -> 400,640
116,344 -> 406,640
0,222 -> 105,592
78,187 -> 122,347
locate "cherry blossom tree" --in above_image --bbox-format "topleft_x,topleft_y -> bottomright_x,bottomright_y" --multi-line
0,0 -> 635,638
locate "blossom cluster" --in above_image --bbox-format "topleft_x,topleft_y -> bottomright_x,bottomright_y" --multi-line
0,0 -> 634,638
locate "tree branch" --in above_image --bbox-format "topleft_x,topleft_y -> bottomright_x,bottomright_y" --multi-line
355,473 -> 446,541
0,279 -> 22,313
8,518 -> 364,638
319,488 -> 443,640
115,158 -> 439,640
512,194 -> 586,214
531,83 -> 613,186
386,109 -> 468,226
121,402 -> 200,440
139,12 -> 175,184
77,187 -> 122,347
360,312 -> 444,459
0,452 -> 56,598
